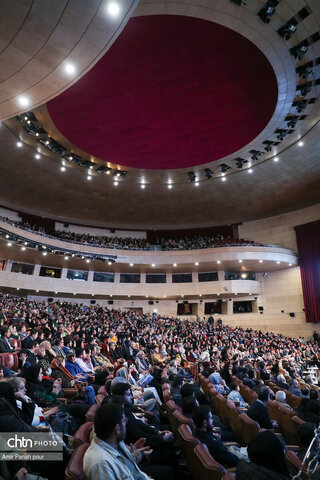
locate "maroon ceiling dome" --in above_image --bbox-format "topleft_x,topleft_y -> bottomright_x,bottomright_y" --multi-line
47,15 -> 278,170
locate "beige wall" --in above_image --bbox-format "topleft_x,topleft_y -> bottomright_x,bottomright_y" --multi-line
239,203 -> 320,251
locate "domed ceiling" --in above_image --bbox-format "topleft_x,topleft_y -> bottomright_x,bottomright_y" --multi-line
47,15 -> 278,170
0,0 -> 320,229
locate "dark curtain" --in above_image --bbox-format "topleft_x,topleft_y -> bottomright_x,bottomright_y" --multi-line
295,220 -> 320,323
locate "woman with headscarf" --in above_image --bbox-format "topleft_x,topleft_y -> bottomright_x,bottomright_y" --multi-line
0,382 -> 36,432
209,371 -> 230,395
24,365 -> 62,407
236,430 -> 291,480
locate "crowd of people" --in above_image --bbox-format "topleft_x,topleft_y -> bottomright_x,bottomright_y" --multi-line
0,215 -> 262,251
0,294 -> 320,479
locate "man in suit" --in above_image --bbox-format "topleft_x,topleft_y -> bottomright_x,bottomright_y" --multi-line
21,329 -> 38,349
0,327 -> 14,353
193,405 -> 239,468
247,386 -> 278,429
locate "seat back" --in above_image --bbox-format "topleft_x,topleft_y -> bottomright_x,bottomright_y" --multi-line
163,389 -> 172,403
97,385 -> 107,395
9,338 -> 21,350
286,392 -> 301,408
277,406 -> 298,444
178,424 -> 200,464
226,401 -> 241,439
285,449 -> 306,479
268,400 -> 281,424
95,394 -> 105,405
0,352 -> 18,370
65,443 -> 89,480
193,443 -> 227,480
85,404 -> 100,423
221,474 -> 235,480
165,400 -> 180,432
238,413 -> 260,446
215,394 -> 229,426
173,409 -> 196,434
72,422 -> 93,449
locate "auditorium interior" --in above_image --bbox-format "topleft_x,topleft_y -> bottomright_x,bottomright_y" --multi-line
1,1 -> 320,479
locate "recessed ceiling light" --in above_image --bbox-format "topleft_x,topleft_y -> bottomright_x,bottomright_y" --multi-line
114,181 -> 118,186
141,184 -> 145,189
274,157 -> 279,162
21,246 -> 26,251
195,182 -> 199,187
249,292 -> 252,295
259,260 -> 263,263
130,263 -> 133,267
222,177 -> 226,182
24,116 -> 28,121
74,293 -> 76,295
45,140 -> 50,145
199,294 -> 202,297
163,295 -> 166,298
107,1 -> 120,16
65,256 -> 69,260
86,259 -> 90,263
42,252 -> 47,256
5,235 -> 9,239
72,254 -> 75,257
7,242 -> 12,246
24,242 -> 28,245
35,154 -> 41,159
81,256 -> 85,259
17,142 -> 22,148
17,288 -> 20,291
35,133 -> 39,136
17,95 -> 30,107
36,290 -> 39,293
298,141 -> 304,147
108,261 -> 112,265
248,169 -> 253,174
217,260 -> 221,264
289,263 -> 292,266
128,295 -> 131,298
239,260 -> 243,263
241,273 -> 247,278
61,166 -> 66,172
64,63 -> 76,75
217,293 -> 220,296
87,175 -> 92,180
276,261 -> 280,264
173,263 -> 177,267
110,294 -> 113,297
168,184 -> 172,189
195,262 -> 199,266
152,264 -> 155,267
106,170 -> 110,175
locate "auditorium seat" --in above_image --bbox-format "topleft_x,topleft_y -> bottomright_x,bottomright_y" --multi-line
215,394 -> 229,426
177,424 -> 200,469
95,393 -> 105,405
9,338 -> 21,350
85,404 -> 100,423
166,400 -> 180,432
97,385 -> 107,395
65,443 -> 89,480
285,449 -> 305,478
268,400 -> 282,424
193,443 -> 228,480
226,401 -> 241,439
286,392 -> 301,409
238,413 -> 260,446
72,422 -> 93,449
277,405 -> 296,443
0,352 -> 18,370
173,409 -> 196,434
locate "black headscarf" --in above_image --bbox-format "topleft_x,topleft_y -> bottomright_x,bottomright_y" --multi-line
247,430 -> 290,478
24,364 -> 47,399
0,381 -> 17,408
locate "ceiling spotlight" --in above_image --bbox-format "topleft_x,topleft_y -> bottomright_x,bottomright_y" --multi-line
217,260 -> 221,264
239,259 -> 243,263
195,262 -> 199,266
241,273 -> 247,279
61,166 -> 66,172
113,181 -> 119,186
220,163 -> 231,174
17,142 -> 23,148
168,184 -> 172,189
263,141 -> 273,152
87,175 -> 92,180
42,252 -> 47,256
17,95 -> 30,107
291,43 -> 308,60
107,1 -> 120,16
221,177 -> 226,182
64,63 -> 76,75
204,168 -> 213,179
130,263 -> 134,267
298,141 -> 304,147
24,242 -> 28,245
274,157 -> 279,162
235,158 -> 248,169
86,259 -> 90,263
289,263 -> 292,266
21,246 -> 26,251
195,182 -> 199,187
287,117 -> 297,128
7,242 -> 12,246
35,133 -> 39,136
248,169 -> 253,174
258,1 -> 277,24
152,264 -> 155,267
65,256 -> 69,260
36,290 -> 39,293
250,150 -> 264,161
188,171 -> 197,183
108,261 -> 112,265
276,261 -> 280,264
295,100 -> 307,113
35,154 -> 41,159
259,260 -> 263,263
5,235 -> 9,239
173,263 -> 177,267
141,184 -> 145,189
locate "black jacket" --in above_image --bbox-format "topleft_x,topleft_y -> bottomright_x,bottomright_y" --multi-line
236,459 -> 290,480
0,398 -> 36,433
195,429 -> 239,468
124,406 -> 165,447
247,400 -> 273,429
0,337 -> 13,353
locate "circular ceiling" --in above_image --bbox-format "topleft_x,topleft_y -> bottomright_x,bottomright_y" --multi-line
47,15 -> 278,170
